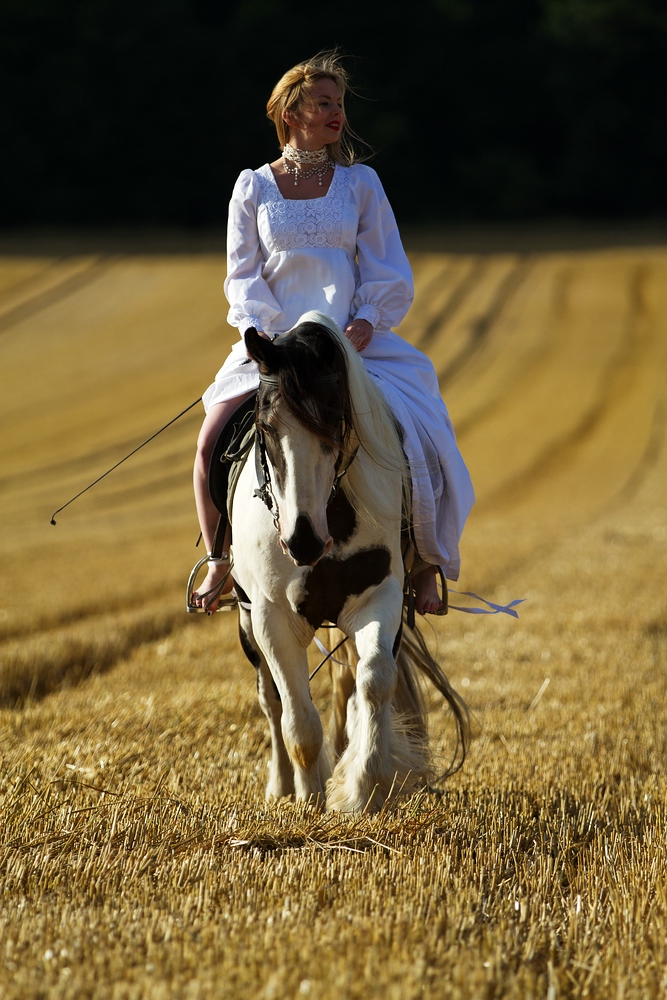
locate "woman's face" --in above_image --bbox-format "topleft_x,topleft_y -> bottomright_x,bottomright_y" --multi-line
286,79 -> 345,149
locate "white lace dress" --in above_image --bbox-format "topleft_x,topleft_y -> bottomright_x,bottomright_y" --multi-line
202,162 -> 475,579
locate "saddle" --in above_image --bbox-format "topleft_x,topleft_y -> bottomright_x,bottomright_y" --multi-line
208,393 -> 257,556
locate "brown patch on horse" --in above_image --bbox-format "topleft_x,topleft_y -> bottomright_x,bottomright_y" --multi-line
327,488 -> 357,546
297,547 -> 392,629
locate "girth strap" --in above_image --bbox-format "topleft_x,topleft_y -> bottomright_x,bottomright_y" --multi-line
404,573 -> 416,631
209,394 -> 258,517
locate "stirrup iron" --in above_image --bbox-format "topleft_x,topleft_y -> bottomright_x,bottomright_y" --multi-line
186,552 -> 237,614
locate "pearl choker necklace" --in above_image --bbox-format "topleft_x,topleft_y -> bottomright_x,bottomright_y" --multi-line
282,144 -> 332,186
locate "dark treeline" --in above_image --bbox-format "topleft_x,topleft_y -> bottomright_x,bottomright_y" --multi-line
2,0 -> 666,226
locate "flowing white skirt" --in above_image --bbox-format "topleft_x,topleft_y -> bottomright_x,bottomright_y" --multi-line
202,333 -> 475,580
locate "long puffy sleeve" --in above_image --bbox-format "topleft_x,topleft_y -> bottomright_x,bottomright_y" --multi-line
350,166 -> 414,333
224,169 -> 282,336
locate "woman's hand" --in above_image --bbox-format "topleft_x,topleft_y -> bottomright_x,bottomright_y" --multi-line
344,319 -> 373,352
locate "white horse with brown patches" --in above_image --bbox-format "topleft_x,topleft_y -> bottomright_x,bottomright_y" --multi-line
230,311 -> 468,812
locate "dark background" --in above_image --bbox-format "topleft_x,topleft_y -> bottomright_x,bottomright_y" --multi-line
2,0 -> 666,227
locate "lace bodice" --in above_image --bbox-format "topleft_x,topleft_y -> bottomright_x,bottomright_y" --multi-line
255,164 -> 349,252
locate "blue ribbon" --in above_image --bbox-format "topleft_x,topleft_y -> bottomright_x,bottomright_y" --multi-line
448,591 -> 525,618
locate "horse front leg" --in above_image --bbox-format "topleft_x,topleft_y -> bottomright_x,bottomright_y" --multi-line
327,576 -> 421,813
252,602 -> 328,805
238,608 -> 294,800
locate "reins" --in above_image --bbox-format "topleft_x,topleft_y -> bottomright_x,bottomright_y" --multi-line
309,631 -> 349,681
253,428 -> 280,530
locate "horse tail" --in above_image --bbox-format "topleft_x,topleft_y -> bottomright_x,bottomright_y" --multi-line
395,620 -> 470,779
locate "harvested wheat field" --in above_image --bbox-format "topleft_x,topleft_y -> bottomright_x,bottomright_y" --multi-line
1,229 -> 666,999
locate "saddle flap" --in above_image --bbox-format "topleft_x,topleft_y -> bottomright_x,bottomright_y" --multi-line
208,393 -> 257,516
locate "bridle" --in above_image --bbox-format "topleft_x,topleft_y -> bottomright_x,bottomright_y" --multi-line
253,372 -> 359,534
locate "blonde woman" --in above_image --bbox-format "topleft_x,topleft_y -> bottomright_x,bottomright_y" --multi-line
192,52 -> 474,614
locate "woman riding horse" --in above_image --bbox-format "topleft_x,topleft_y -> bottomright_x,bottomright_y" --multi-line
192,51 -> 475,614
229,311 -> 469,810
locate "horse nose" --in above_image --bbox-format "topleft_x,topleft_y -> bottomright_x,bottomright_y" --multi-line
283,514 -> 332,566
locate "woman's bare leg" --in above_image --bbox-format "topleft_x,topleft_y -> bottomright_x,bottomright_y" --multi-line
192,392 -> 254,612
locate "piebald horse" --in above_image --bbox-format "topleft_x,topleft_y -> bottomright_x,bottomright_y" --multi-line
230,312 -> 468,812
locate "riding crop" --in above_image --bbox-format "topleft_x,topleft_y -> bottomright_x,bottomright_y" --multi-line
49,397 -> 202,525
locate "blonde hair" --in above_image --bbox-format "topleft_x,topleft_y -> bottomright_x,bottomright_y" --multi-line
266,51 -> 359,167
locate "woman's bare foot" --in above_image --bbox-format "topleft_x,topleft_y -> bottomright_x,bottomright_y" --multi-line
412,565 -> 444,616
192,559 -> 234,614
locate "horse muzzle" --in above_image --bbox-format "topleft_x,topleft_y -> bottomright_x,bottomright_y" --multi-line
281,514 -> 333,566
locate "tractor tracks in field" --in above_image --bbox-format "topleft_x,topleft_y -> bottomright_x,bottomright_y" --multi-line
411,254 -> 534,390
0,589 -> 179,644
0,256 -> 113,333
443,261 -> 573,440
1,428 -> 195,491
415,257 -> 490,351
475,263 -> 655,515
608,373 -> 667,509
0,601 -> 199,709
462,261 -> 667,593
0,408 -> 201,541
440,258 -> 534,389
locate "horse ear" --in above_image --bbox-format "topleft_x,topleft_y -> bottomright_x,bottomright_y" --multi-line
245,328 -> 280,373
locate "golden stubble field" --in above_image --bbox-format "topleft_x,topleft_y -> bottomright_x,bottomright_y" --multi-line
1,230 -> 666,999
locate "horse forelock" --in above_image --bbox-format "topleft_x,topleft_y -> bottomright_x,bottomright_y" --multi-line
257,322 -> 354,456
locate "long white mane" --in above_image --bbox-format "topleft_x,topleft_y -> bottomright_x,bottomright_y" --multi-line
295,311 -> 409,528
